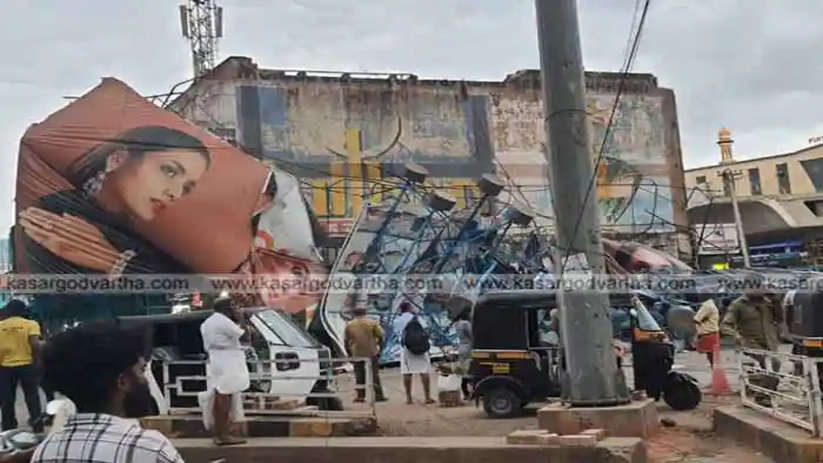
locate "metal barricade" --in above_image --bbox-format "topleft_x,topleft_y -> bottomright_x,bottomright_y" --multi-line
738,347 -> 823,436
159,356 -> 377,418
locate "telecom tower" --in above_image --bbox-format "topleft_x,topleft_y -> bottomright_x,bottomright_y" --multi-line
179,0 -> 223,78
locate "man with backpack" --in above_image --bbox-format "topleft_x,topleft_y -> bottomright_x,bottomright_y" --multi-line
393,301 -> 434,405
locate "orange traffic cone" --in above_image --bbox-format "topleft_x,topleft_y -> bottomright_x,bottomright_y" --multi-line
711,346 -> 731,395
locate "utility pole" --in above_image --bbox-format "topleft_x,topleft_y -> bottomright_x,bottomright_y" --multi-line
722,169 -> 751,267
535,0 -> 630,405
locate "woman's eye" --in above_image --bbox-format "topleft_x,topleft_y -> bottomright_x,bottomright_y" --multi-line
161,165 -> 177,178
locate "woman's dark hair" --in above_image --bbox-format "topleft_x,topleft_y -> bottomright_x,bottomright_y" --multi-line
67,125 -> 211,188
399,301 -> 413,313
42,321 -> 147,412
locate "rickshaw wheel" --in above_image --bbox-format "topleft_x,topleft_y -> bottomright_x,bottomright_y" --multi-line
483,388 -> 521,418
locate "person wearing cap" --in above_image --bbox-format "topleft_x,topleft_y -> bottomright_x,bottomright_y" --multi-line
721,280 -> 782,355
200,296 -> 249,445
0,299 -> 44,433
721,275 -> 782,405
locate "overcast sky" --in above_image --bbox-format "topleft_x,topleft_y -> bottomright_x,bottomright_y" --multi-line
2,0 -> 822,234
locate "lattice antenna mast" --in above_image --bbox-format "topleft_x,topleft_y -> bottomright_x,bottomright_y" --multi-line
179,0 -> 223,78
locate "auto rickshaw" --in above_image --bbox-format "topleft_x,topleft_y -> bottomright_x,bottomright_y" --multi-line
468,290 -> 701,418
787,276 -> 823,367
467,290 -> 562,418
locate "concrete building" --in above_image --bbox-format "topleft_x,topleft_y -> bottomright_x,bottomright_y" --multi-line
685,129 -> 823,267
171,56 -> 690,260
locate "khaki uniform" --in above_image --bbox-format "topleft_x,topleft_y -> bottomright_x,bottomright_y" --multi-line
721,295 -> 782,400
344,317 -> 383,358
344,316 -> 385,401
721,295 -> 782,351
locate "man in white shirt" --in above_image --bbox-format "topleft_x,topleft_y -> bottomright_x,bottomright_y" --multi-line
200,296 -> 249,446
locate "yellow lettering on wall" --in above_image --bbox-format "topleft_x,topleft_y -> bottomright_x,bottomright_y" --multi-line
363,161 -> 382,205
312,179 -> 329,216
346,128 -> 363,215
329,160 -> 346,216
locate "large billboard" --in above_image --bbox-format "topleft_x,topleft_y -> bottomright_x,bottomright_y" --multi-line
14,78 -> 323,312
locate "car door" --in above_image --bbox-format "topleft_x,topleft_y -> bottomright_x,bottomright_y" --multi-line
250,310 -> 321,398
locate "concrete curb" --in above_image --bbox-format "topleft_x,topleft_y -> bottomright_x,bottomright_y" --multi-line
142,415 -> 377,438
714,405 -> 823,463
173,436 -> 647,463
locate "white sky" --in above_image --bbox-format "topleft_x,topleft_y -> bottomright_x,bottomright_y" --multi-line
3,0 -> 823,233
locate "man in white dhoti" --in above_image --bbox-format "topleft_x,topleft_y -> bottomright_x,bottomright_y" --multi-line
200,296 -> 249,445
393,301 -> 434,405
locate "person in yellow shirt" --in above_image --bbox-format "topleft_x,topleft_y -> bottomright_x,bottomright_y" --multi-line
693,295 -> 720,369
0,300 -> 43,432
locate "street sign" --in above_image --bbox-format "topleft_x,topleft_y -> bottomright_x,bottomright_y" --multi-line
695,223 -> 739,255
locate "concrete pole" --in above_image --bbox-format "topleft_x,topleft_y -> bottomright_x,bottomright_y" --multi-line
534,0 -> 630,405
724,169 -> 751,267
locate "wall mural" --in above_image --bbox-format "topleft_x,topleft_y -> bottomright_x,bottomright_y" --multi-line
235,83 -> 676,234
491,91 -> 675,233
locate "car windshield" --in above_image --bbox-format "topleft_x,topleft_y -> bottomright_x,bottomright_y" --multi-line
255,310 -> 319,348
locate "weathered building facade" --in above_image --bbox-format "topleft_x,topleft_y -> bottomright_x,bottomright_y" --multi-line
685,129 -> 823,267
171,56 -> 690,260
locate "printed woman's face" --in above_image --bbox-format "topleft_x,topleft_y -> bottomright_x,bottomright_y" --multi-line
107,150 -> 209,221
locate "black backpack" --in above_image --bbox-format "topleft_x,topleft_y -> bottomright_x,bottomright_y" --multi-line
402,316 -> 430,355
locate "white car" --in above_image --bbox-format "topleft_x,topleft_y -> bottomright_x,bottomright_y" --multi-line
116,307 -> 338,414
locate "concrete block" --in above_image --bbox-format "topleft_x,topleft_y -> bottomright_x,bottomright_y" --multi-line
557,434 -> 598,447
289,418 -> 351,437
581,428 -> 607,441
536,433 -> 560,445
506,430 -> 550,445
714,405 -> 823,463
538,399 -> 658,438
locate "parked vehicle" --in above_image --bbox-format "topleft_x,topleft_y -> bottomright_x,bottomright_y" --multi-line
468,291 -> 562,418
116,307 -> 340,413
787,276 -> 823,384
468,290 -> 701,418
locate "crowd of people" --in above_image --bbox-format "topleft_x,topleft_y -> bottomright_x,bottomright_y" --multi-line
0,272 -> 803,462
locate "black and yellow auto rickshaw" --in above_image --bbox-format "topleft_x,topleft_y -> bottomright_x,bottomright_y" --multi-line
787,277 -> 823,373
467,290 -> 700,418
466,290 -> 562,417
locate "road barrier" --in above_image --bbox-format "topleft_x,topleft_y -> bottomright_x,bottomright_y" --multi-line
157,356 -> 377,419
738,347 -> 823,436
